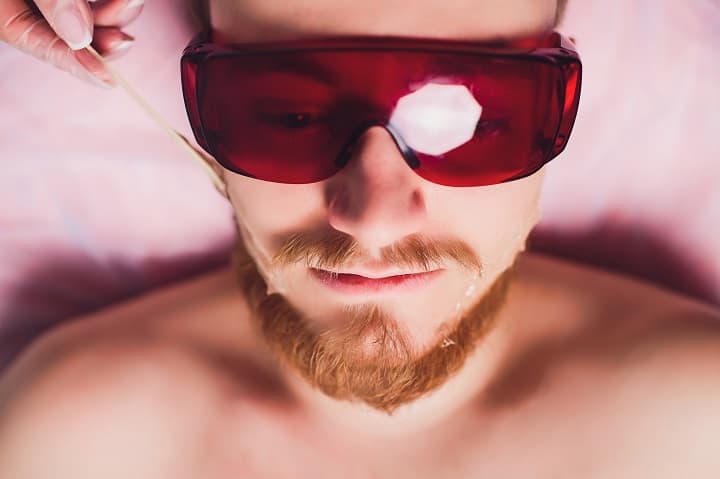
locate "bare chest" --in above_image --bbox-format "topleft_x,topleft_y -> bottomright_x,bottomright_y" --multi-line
184,398 -> 674,479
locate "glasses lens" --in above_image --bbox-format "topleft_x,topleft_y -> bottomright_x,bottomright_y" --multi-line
193,48 -> 567,185
406,59 -> 564,187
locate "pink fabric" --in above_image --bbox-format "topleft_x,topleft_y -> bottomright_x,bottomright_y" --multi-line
533,0 -> 720,302
1,0 -> 718,368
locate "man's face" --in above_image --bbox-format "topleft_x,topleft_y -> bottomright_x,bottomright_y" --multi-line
207,0 -> 558,412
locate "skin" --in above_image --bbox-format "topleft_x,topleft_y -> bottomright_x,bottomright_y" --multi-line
0,0 -> 145,87
208,0 -> 554,424
1,0 -> 720,477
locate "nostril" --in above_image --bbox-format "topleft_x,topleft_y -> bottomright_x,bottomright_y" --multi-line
327,186 -> 355,218
411,190 -> 425,209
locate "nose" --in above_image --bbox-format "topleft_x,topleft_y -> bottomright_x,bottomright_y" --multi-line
325,126 -> 428,252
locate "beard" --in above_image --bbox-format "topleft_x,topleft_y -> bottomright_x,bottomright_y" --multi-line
230,229 -> 516,415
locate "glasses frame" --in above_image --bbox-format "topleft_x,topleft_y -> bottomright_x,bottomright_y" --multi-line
181,30 -> 582,185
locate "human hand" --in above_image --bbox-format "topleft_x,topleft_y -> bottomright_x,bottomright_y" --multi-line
0,0 -> 144,87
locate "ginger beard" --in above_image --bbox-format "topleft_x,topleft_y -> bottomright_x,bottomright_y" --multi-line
230,223 -> 518,415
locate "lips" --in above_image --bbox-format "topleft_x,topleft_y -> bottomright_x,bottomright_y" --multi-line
309,268 -> 443,294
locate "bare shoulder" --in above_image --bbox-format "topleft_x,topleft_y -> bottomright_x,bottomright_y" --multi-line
514,254 -> 720,473
0,265 -> 251,416
516,253 -> 720,323
0,267 -> 253,477
518,253 -> 720,384
0,327 -> 225,477
598,317 -> 720,474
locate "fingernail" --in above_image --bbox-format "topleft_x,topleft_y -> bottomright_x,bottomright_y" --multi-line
54,5 -> 92,50
126,0 -> 145,8
103,38 -> 134,61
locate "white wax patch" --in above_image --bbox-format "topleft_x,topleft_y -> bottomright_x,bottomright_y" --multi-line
389,83 -> 482,155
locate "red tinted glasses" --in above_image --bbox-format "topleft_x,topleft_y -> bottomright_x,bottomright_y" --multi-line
181,31 -> 581,187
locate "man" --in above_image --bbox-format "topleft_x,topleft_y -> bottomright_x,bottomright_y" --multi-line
1,0 -> 720,477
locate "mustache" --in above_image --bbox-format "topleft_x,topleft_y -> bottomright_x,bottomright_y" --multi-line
271,230 -> 481,274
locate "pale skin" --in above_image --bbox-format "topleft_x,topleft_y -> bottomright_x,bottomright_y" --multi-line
1,0 -> 720,477
0,0 -> 144,86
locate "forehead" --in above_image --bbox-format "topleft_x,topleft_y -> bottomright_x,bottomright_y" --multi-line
208,0 -> 558,43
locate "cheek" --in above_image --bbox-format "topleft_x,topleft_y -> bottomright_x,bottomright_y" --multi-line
225,175 -> 326,248
227,167 -> 544,269
434,172 -> 544,264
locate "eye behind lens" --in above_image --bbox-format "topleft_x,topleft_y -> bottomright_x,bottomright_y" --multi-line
474,118 -> 508,137
256,111 -> 328,131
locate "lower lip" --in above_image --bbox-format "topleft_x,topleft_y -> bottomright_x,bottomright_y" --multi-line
309,268 -> 443,295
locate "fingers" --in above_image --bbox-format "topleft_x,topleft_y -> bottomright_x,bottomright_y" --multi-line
32,0 -> 94,49
0,0 -> 143,88
91,26 -> 133,60
0,0 -> 112,86
91,0 -> 143,28
89,0 -> 142,61
74,47 -> 116,86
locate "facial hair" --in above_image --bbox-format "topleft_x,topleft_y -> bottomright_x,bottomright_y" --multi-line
230,230 -> 516,415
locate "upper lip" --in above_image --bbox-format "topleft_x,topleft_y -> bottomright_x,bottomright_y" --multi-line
311,265 -> 440,279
